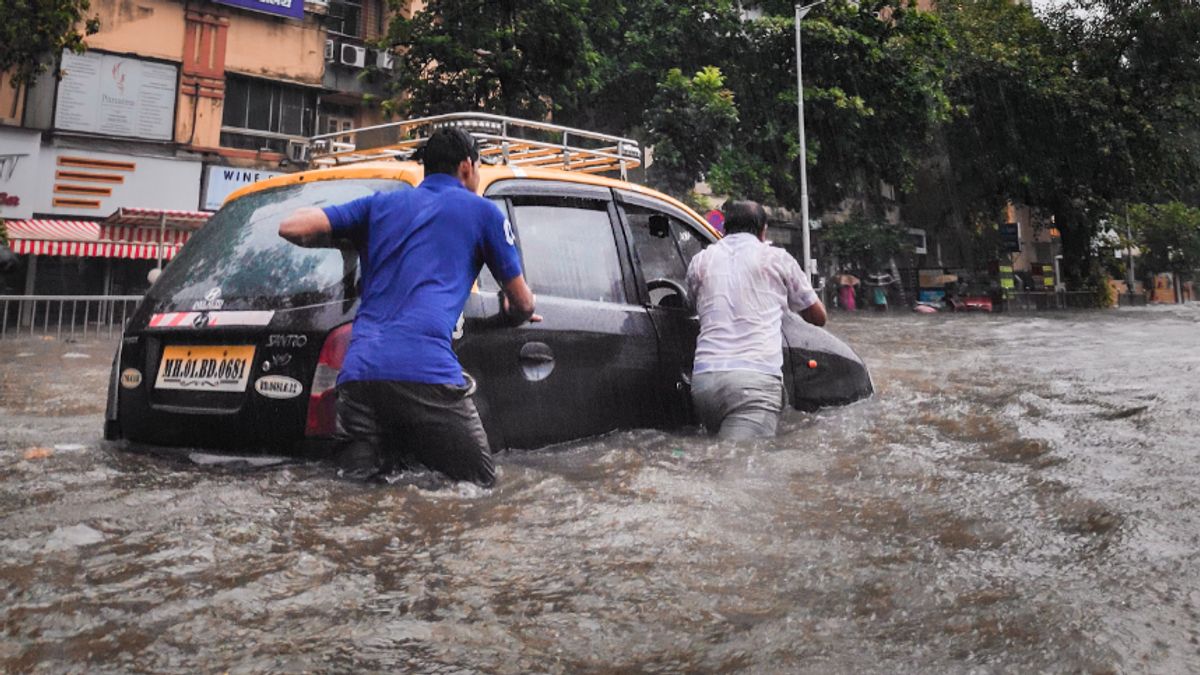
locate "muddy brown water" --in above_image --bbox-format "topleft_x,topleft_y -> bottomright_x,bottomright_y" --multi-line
2,306 -> 1199,673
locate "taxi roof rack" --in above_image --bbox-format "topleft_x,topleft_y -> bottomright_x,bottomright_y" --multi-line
308,112 -> 642,180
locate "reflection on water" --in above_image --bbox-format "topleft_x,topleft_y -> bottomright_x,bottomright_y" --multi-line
3,306 -> 1200,672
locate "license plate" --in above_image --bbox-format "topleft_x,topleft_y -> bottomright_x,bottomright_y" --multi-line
155,345 -> 255,392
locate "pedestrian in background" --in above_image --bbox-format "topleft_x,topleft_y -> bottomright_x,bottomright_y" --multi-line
836,272 -> 859,311
686,200 -> 827,440
279,128 -> 539,486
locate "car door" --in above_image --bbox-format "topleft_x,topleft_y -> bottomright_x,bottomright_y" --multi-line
456,180 -> 665,449
615,190 -> 715,426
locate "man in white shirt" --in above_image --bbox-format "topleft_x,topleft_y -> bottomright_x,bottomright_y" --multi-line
686,200 -> 828,439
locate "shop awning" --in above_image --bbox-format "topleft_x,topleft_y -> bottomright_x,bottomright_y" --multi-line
5,208 -> 210,260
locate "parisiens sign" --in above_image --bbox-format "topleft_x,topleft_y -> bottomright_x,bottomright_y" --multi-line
213,0 -> 304,20
55,51 -> 178,142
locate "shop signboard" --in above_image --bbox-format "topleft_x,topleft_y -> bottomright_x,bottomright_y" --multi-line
26,148 -> 201,217
0,127 -> 41,220
54,51 -> 178,142
202,166 -> 284,211
213,0 -> 304,20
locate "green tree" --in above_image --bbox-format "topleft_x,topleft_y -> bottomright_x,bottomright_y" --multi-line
821,209 -> 912,272
0,0 -> 99,88
383,0 -> 603,119
1128,202 -> 1200,278
643,66 -> 738,201
925,0 -> 1200,289
712,0 -> 953,216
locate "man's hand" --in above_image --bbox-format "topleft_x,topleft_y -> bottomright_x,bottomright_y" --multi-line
502,293 -> 543,324
501,275 -> 541,325
279,207 -> 334,248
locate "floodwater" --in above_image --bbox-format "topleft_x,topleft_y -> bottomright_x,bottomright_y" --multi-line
2,306 -> 1199,673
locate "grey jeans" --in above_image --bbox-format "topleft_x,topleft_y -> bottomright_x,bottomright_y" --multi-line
691,370 -> 786,440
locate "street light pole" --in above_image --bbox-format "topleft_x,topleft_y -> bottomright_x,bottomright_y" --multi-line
795,1 -> 824,279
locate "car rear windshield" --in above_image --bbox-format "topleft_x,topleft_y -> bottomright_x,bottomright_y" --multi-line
148,179 -> 409,312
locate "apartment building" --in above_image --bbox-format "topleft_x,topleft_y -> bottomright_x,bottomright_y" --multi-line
0,0 -> 401,297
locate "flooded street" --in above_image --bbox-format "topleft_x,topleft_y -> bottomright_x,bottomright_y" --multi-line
2,306 -> 1199,673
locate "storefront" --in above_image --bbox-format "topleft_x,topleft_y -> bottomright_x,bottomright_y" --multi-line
4,208 -> 209,296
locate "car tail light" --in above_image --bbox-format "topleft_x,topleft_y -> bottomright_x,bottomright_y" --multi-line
305,323 -> 352,437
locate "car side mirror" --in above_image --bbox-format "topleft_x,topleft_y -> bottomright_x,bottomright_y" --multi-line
648,214 -> 670,239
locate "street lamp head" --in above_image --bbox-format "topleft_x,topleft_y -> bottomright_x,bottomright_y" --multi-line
796,0 -> 826,20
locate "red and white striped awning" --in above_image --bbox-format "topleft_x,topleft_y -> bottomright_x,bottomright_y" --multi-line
5,218 -> 197,260
106,207 -> 211,230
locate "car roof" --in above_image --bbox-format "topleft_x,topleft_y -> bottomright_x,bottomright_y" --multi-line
223,161 -> 721,239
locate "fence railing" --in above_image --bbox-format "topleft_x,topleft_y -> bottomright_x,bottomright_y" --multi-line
0,295 -> 143,340
1004,291 -> 1104,311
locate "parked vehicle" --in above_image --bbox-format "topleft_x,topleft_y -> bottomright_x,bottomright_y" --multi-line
104,114 -> 873,455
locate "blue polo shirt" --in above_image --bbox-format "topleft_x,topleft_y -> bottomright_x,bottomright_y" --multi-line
322,173 -> 523,386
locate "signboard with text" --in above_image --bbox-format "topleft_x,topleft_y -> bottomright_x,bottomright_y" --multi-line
202,166 -> 284,211
213,0 -> 304,20
0,127 -> 42,220
55,51 -> 178,142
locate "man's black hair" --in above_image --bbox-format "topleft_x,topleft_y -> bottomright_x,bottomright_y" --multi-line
423,127 -> 480,176
723,200 -> 768,236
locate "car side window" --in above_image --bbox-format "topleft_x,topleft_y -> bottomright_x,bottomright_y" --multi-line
476,197 -> 506,293
626,204 -> 688,286
510,196 -> 625,303
674,220 -> 707,266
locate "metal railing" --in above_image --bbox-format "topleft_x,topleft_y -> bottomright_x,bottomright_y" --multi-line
0,295 -> 142,340
1003,291 -> 1104,311
309,112 -> 643,179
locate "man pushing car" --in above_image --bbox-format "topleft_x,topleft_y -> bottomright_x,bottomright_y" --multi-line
687,200 -> 827,440
279,128 -> 539,486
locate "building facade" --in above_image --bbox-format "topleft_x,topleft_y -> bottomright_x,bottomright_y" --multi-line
0,0 -> 404,299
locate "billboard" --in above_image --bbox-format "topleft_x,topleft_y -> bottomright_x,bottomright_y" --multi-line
55,51 -> 178,142
213,0 -> 305,20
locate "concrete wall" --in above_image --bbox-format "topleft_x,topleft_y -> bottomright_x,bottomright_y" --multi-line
87,0 -> 186,62
224,15 -> 327,84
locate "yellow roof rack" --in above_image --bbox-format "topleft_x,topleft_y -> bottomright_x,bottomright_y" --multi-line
309,112 -> 643,180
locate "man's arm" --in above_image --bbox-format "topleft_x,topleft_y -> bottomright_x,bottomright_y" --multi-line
800,301 -> 827,327
500,274 -> 541,325
279,207 -> 334,248
780,252 -> 827,326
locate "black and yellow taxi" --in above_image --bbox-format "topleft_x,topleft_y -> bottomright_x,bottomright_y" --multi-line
104,114 -> 872,453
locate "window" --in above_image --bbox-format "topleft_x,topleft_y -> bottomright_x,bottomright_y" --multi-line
625,205 -> 707,307
510,197 -> 625,303
328,0 -> 363,38
476,197 -> 507,293
626,206 -> 688,285
220,76 -> 318,153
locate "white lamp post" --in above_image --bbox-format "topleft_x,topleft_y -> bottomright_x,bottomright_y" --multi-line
795,1 -> 825,277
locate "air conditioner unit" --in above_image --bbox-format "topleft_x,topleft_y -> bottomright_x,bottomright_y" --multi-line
287,139 -> 310,164
375,49 -> 395,71
324,39 -> 335,63
340,44 -> 366,68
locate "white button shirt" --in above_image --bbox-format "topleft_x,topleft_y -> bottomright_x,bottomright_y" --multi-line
686,233 -> 819,376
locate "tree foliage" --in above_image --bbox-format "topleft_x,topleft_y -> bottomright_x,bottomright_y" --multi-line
714,1 -> 952,215
1128,202 -> 1200,277
821,210 -> 912,273
383,0 -> 1200,291
643,66 -> 738,200
383,0 -> 602,118
925,0 -> 1200,287
0,0 -> 99,88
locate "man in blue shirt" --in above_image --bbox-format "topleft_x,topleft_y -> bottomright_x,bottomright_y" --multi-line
280,128 -> 538,486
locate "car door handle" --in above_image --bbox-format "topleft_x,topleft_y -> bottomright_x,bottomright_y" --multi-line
519,341 -> 553,362
518,342 -> 554,381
